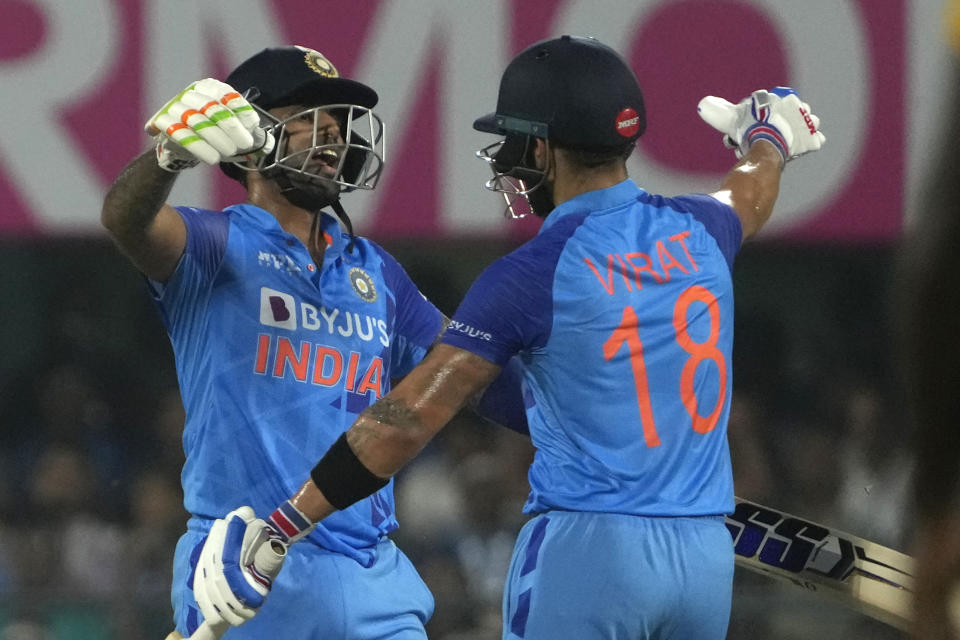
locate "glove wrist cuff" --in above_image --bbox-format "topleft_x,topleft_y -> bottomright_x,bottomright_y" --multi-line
744,123 -> 788,165
155,139 -> 200,173
267,500 -> 314,544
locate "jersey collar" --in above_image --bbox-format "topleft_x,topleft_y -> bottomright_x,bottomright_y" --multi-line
227,204 -> 349,254
317,210 -> 351,262
539,178 -> 643,233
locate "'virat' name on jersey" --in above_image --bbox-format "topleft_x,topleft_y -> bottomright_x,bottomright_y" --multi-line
584,230 -> 699,295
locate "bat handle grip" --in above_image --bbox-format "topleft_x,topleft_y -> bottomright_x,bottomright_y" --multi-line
188,620 -> 228,640
187,538 -> 288,640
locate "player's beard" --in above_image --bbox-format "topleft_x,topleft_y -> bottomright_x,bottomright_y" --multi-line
527,178 -> 556,218
275,170 -> 341,212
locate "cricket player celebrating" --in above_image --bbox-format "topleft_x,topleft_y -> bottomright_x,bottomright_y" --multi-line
191,36 -> 824,638
102,45 -> 525,639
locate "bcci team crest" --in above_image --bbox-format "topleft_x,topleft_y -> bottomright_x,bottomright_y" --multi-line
298,46 -> 339,78
349,268 -> 377,303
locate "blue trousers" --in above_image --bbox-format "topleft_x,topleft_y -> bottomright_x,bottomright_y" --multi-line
171,521 -> 433,639
502,511 -> 733,639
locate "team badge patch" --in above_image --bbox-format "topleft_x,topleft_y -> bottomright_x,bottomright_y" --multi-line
349,268 -> 377,302
298,46 -> 339,78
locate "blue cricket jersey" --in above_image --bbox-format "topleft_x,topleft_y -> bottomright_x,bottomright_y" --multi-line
152,204 -> 443,567
442,179 -> 742,517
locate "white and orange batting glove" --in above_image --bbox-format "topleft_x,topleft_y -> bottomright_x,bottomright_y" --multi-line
193,507 -> 286,629
145,78 -> 275,172
697,87 -> 825,165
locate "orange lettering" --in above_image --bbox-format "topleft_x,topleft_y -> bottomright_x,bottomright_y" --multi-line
613,254 -> 634,291
344,352 -> 361,392
356,357 -> 384,398
312,345 -> 343,386
254,334 -> 271,374
584,256 -> 616,295
603,305 -> 660,447
273,337 -> 310,381
624,252 -> 665,285
657,241 -> 689,280
673,286 -> 726,434
669,231 -> 699,272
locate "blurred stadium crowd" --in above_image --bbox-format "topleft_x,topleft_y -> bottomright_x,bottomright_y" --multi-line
0,238 -> 911,640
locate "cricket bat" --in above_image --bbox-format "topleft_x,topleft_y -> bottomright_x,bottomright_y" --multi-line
728,497 -> 914,631
165,537 -> 287,640
166,499 -> 919,637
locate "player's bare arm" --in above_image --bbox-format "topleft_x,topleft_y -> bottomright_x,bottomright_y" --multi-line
350,344 -> 502,475
104,78 -> 272,285
101,148 -> 187,282
713,141 -> 782,239
291,344 -> 502,523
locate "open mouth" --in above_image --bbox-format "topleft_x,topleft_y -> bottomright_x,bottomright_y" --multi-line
309,148 -> 341,177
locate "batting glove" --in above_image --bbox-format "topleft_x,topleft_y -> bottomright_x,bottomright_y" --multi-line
145,78 -> 275,172
697,87 -> 825,164
193,506 -> 285,628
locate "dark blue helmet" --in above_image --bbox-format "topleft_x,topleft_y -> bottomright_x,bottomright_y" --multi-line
220,45 -> 384,193
225,45 -> 378,111
474,35 -> 645,151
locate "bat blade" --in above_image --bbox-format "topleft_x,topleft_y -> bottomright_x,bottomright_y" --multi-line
728,497 -> 913,631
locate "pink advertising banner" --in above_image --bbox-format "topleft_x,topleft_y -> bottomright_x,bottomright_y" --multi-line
0,0 -> 909,242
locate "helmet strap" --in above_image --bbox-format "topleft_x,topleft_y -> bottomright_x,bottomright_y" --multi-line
526,141 -> 556,217
305,198 -> 355,258
526,180 -> 556,218
330,199 -> 356,254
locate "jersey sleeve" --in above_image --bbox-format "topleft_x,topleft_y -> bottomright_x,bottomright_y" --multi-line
372,245 -> 445,379
473,355 -> 529,435
149,207 -> 229,330
665,194 -> 743,269
441,215 -> 585,365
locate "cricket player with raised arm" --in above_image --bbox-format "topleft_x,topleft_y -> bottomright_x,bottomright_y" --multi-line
100,45 -> 526,640
192,36 -> 825,639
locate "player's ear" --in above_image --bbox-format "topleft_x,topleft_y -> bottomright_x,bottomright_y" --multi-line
533,138 -> 549,171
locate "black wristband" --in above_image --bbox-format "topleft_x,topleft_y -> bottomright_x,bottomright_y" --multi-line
310,433 -> 389,511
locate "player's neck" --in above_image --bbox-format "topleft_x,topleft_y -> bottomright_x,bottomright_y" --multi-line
246,179 -> 316,237
249,192 -> 309,232
553,171 -> 627,205
551,163 -> 628,207
246,186 -> 327,263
